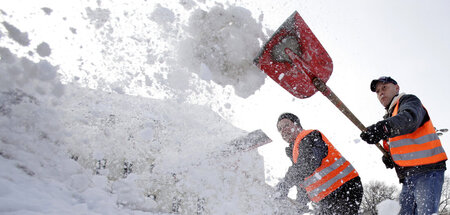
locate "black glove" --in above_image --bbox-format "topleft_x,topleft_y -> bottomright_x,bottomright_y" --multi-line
274,181 -> 289,200
295,188 -> 311,214
360,120 -> 391,144
382,155 -> 395,169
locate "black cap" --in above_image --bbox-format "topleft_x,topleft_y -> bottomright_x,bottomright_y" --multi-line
370,76 -> 398,92
277,113 -> 301,126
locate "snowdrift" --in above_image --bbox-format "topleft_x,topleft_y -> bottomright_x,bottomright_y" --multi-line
0,48 -> 302,214
0,0 -> 300,211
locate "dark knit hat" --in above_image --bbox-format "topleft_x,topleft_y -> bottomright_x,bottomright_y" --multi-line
277,113 -> 301,126
370,76 -> 398,92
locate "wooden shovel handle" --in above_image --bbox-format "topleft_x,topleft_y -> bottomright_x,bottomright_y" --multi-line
284,48 -> 389,156
312,78 -> 390,157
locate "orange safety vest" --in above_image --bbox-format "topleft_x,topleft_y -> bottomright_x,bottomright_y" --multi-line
292,130 -> 359,202
387,102 -> 447,166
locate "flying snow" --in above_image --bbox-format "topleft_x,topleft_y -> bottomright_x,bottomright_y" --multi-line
175,5 -> 267,98
0,1 -> 301,214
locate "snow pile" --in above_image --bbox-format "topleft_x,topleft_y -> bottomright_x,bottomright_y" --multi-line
0,47 -> 64,97
0,47 -> 296,214
0,48 -> 132,214
0,1 -> 301,214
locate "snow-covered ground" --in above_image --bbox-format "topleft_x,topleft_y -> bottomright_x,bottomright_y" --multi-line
3,0 -> 446,214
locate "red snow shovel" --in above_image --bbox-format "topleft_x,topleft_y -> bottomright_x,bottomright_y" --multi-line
254,11 -> 388,156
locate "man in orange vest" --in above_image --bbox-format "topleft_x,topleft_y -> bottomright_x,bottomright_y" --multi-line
360,76 -> 447,215
275,113 -> 363,214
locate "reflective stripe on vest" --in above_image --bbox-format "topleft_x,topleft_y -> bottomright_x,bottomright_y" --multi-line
292,130 -> 359,202
388,102 -> 447,166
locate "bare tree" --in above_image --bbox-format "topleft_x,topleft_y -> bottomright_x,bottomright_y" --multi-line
440,175 -> 450,215
360,181 -> 398,215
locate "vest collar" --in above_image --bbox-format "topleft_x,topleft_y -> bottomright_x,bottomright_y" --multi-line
386,93 -> 405,115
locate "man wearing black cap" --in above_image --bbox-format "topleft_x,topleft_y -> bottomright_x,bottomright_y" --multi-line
360,76 -> 447,214
275,113 -> 363,214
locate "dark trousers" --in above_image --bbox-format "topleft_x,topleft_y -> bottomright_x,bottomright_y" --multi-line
399,170 -> 445,215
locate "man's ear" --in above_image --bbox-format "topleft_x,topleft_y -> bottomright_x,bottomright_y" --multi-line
395,85 -> 400,93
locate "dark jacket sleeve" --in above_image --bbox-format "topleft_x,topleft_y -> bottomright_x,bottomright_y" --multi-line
280,130 -> 328,190
385,94 -> 428,137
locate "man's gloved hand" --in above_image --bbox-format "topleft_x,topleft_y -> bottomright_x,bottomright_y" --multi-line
382,155 -> 395,169
360,120 -> 391,144
294,193 -> 311,214
273,181 -> 289,200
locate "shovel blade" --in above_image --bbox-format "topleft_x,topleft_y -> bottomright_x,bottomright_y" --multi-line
219,129 -> 272,157
254,11 -> 333,99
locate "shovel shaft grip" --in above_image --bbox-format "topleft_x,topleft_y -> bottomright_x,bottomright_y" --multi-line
312,78 -> 390,157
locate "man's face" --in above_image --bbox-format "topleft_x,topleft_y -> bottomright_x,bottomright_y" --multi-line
375,82 -> 399,108
277,118 -> 301,143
